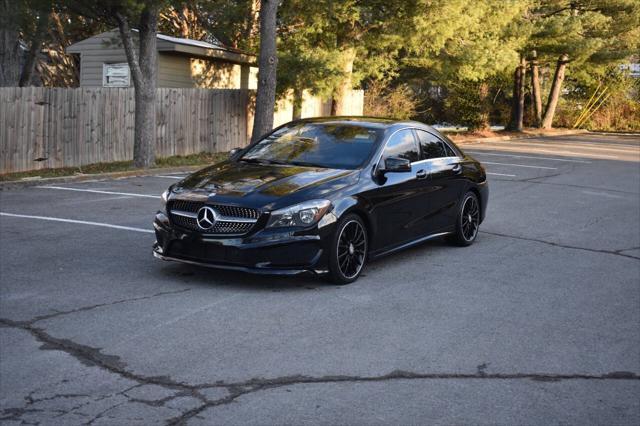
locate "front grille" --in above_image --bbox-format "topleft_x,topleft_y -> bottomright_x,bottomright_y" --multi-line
169,200 -> 259,219
167,199 -> 260,235
170,214 -> 255,235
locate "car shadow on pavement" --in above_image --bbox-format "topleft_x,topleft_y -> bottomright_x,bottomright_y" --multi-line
152,237 -> 461,292
156,262 -> 329,292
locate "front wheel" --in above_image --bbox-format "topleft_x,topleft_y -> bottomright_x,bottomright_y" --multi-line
327,214 -> 368,285
450,191 -> 481,246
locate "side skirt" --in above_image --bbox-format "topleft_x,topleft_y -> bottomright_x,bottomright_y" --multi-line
369,231 -> 453,260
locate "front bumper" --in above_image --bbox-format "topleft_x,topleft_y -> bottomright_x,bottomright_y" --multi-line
153,212 -> 335,275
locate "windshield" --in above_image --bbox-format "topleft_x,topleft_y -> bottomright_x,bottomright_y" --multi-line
239,122 -> 383,169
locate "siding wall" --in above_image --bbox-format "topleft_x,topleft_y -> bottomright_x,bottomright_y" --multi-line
72,31 -> 130,87
157,55 -> 193,88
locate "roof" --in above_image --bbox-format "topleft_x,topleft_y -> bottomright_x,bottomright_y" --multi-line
156,33 -> 224,50
67,29 -> 256,66
294,116 -> 430,130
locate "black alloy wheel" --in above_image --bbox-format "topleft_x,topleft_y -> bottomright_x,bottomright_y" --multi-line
328,214 -> 368,284
451,191 -> 480,246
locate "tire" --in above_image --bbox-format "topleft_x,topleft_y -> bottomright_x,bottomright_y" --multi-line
450,191 -> 481,247
327,213 -> 368,285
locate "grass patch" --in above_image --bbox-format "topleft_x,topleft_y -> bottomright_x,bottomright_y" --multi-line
0,151 -> 228,182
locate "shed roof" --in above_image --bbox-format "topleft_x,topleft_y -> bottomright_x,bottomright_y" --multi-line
67,29 -> 256,66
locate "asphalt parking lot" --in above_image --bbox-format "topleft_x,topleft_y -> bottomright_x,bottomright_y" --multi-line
1,133 -> 639,425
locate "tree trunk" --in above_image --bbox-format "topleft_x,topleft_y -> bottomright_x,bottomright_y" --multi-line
331,46 -> 355,116
251,0 -> 279,143
19,9 -> 50,87
507,63 -> 522,130
115,5 -> 159,168
0,0 -> 21,86
530,50 -> 542,127
292,86 -> 303,120
541,54 -> 569,129
515,56 -> 526,132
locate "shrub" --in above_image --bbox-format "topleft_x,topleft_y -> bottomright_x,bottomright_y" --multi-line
363,80 -> 419,120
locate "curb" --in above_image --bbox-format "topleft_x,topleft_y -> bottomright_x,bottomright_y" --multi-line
0,165 -> 206,190
454,129 -> 589,145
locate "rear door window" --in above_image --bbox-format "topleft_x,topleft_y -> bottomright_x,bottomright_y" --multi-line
416,130 -> 455,160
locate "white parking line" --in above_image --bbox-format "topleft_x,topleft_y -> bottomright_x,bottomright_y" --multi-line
581,190 -> 625,199
465,144 -> 629,159
481,161 -> 557,170
154,175 -> 185,179
35,186 -> 158,199
467,151 -> 591,164
492,148 -> 622,159
487,172 -> 517,177
0,212 -> 154,234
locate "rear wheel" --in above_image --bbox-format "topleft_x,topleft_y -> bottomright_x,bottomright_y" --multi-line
450,191 -> 480,246
327,214 -> 368,284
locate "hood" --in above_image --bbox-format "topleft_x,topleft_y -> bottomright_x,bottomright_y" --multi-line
172,161 -> 357,209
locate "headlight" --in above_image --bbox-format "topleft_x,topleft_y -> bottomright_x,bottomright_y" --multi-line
266,199 -> 332,228
160,189 -> 170,211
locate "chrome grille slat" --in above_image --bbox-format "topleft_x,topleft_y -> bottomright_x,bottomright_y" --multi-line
167,200 -> 259,235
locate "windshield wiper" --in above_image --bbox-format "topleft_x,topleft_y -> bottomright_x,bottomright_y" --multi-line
239,158 -> 328,168
238,158 -> 276,165
287,160 -> 329,168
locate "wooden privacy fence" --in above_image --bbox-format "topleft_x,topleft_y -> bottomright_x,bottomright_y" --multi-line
0,87 -> 250,174
0,87 -> 364,174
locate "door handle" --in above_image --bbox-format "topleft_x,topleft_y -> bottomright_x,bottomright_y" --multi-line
416,169 -> 428,179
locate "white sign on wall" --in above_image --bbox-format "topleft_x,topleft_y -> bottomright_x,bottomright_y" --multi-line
103,63 -> 130,87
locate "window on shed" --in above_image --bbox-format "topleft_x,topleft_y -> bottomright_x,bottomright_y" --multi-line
103,63 -> 130,87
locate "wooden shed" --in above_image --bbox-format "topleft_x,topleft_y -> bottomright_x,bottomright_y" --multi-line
67,30 -> 258,89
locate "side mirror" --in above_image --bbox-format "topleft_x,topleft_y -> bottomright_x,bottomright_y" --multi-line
383,156 -> 411,173
229,147 -> 242,158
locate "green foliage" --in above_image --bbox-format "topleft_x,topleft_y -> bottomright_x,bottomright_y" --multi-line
555,68 -> 640,130
159,0 -> 260,51
530,0 -> 640,67
401,1 -> 531,128
407,0 -> 531,81
11,0 -> 640,132
276,0 -> 426,100
442,80 -> 492,130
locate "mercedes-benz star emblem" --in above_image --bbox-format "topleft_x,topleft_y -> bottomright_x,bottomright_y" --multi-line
196,206 -> 217,230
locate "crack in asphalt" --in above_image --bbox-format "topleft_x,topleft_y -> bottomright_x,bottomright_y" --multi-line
1,314 -> 639,425
165,370 -> 640,425
481,230 -> 640,260
28,288 -> 192,324
617,246 -> 640,254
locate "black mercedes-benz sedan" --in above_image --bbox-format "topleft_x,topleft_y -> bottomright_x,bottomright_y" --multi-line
153,117 -> 488,284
